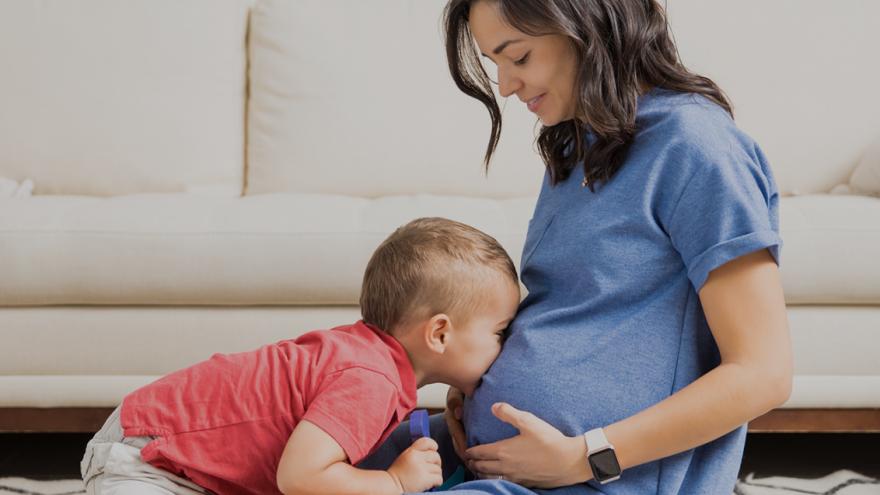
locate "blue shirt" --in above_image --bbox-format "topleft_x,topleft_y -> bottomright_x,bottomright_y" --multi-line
461,88 -> 782,494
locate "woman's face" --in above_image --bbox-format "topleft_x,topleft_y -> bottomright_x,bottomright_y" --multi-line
468,0 -> 579,126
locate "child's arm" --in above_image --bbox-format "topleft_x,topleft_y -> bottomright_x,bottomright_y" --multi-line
276,419 -> 443,495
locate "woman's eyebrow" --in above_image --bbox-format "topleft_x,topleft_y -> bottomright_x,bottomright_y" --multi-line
480,38 -> 524,58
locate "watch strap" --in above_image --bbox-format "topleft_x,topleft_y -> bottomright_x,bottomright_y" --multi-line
584,427 -> 612,454
584,427 -> 622,484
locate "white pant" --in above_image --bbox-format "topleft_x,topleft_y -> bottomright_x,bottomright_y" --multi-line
81,407 -> 209,495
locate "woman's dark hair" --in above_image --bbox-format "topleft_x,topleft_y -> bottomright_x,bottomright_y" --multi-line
444,0 -> 732,190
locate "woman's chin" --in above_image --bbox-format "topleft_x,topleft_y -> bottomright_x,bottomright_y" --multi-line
537,113 -> 561,127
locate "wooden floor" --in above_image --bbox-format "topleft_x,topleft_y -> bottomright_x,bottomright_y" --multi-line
1,407 -> 878,433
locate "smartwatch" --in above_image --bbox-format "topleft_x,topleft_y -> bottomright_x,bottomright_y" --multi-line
584,428 -> 621,484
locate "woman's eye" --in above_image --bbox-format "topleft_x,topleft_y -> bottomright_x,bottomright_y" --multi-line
514,52 -> 530,66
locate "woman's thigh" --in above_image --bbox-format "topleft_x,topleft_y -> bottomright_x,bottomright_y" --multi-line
358,413 -> 464,479
359,415 -> 545,494
445,480 -> 539,494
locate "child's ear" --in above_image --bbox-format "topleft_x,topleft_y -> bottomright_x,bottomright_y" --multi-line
424,313 -> 452,354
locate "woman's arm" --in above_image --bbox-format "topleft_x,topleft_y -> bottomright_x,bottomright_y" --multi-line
604,249 -> 792,474
276,420 -> 443,495
467,249 -> 793,487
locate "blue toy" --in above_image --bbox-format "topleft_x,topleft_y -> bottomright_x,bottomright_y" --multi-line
409,409 -> 431,443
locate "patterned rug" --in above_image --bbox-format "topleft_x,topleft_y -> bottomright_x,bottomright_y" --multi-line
1,470 -> 878,494
0,478 -> 83,495
735,470 -> 880,495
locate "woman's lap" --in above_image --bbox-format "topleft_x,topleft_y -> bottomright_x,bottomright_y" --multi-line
358,414 -> 539,494
446,480 -> 538,494
359,414 -> 463,479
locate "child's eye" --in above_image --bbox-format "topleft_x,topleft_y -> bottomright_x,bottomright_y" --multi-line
514,52 -> 530,66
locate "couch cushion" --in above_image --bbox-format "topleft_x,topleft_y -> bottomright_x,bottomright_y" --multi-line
665,1 -> 880,195
780,195 -> 880,304
1,305 -> 878,408
1,193 -> 876,306
0,0 -> 250,196
246,0 -> 880,198
0,194 -> 533,306
246,0 -> 544,199
0,305 -> 445,409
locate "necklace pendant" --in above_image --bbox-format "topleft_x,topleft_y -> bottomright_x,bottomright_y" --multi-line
581,177 -> 589,188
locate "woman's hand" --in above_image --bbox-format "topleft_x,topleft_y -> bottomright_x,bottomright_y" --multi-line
444,386 -> 470,463
466,402 -> 591,488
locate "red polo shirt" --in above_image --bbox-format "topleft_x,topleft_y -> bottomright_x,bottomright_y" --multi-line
120,321 -> 417,495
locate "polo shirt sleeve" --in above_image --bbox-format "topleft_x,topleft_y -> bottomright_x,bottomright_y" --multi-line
302,367 -> 399,465
664,138 -> 782,292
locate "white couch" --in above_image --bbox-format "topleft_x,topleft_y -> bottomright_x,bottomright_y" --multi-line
1,0 -> 878,431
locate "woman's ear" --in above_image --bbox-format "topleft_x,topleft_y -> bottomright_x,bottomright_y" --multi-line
424,313 -> 452,354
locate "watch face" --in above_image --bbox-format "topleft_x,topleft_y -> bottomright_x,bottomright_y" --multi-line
589,449 -> 621,482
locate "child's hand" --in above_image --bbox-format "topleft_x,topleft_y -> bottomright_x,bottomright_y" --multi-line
387,437 -> 443,493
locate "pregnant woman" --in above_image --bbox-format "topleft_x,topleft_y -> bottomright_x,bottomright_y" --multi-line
362,1 -> 792,493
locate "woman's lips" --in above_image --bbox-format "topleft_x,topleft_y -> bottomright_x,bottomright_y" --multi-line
527,93 -> 546,112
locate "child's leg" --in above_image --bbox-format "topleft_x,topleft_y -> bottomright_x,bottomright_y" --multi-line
81,407 -> 207,495
91,471 -> 177,495
358,413 -> 465,480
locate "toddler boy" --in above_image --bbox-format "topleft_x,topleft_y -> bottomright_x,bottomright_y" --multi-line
81,217 -> 521,495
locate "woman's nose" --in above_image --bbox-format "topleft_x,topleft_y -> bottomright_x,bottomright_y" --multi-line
497,68 -> 522,98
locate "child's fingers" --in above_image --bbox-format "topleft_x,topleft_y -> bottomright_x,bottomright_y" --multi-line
412,437 -> 439,451
424,450 -> 442,466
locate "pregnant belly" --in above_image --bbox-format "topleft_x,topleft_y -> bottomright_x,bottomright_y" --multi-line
463,332 -> 680,448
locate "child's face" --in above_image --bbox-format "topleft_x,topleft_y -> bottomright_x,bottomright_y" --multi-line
444,277 -> 520,397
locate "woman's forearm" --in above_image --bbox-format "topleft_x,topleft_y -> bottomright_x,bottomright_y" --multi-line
564,254 -> 792,484
611,362 -> 789,471
561,361 -> 790,484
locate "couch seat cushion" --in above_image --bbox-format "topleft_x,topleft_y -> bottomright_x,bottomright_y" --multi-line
0,194 -> 532,305
780,194 -> 880,304
1,193 -> 877,305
